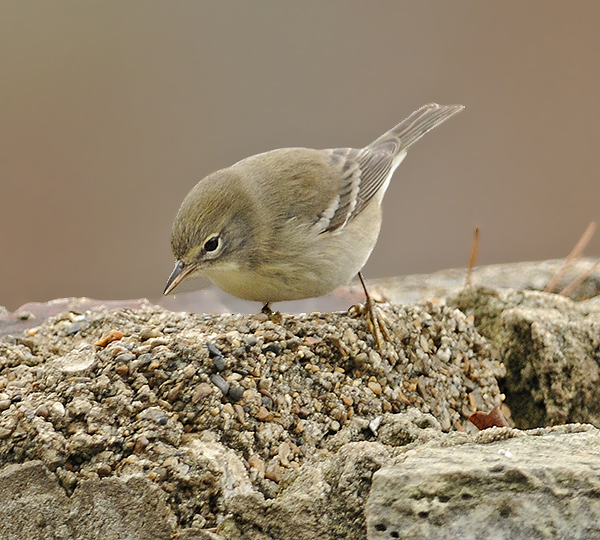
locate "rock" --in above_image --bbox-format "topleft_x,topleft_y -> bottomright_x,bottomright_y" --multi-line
371,257 -> 600,305
366,424 -> 600,540
451,287 -> 600,428
182,437 -> 254,501
223,441 -> 392,540
67,475 -> 174,540
3,261 -> 600,538
0,461 -> 71,540
0,299 -> 504,538
53,343 -> 97,375
0,461 -> 173,540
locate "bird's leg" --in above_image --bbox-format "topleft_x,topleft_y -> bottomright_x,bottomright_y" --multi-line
261,302 -> 283,324
357,272 -> 390,350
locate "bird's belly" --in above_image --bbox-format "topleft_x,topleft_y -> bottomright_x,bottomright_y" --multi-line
207,202 -> 382,304
207,263 -> 349,303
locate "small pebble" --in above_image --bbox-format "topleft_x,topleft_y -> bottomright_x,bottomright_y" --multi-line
66,321 -> 87,335
369,416 -> 382,436
162,482 -> 175,493
115,364 -> 129,376
206,341 -> 222,358
437,347 -> 452,363
261,396 -> 274,409
51,402 -> 66,417
115,352 -> 135,363
192,383 -> 213,403
157,399 -> 172,411
278,442 -> 292,467
167,382 -> 184,402
258,379 -> 272,391
368,381 -> 382,395
97,464 -> 112,477
210,374 -> 230,396
298,406 -> 311,418
265,462 -> 282,482
135,435 -> 150,453
212,355 -> 226,371
262,342 -> 281,355
256,406 -> 274,422
248,455 -> 265,475
138,353 -> 152,365
233,404 -> 246,423
191,515 -> 207,530
95,330 -> 124,347
139,328 -> 161,341
228,386 -> 244,402
35,404 -> 50,418
183,365 -> 196,378
222,403 -> 234,416
147,338 -> 169,349
149,467 -> 168,482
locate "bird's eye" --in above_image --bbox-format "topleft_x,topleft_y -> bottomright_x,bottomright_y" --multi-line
204,235 -> 220,252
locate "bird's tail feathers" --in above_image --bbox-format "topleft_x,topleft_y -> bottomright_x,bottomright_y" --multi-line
368,103 -> 464,155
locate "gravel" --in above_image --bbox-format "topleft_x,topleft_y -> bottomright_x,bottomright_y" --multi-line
0,300 -> 503,529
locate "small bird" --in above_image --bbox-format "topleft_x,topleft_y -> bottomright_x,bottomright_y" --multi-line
164,103 -> 464,318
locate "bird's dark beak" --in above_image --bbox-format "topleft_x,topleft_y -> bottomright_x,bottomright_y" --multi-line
163,260 -> 188,295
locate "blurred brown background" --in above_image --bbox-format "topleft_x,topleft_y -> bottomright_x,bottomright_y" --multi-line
1,1 -> 600,312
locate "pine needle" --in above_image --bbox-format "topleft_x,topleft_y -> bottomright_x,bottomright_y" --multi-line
465,227 -> 479,287
544,222 -> 596,293
559,258 -> 600,297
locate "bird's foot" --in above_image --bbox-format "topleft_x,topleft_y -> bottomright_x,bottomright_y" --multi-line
350,273 -> 391,351
260,303 -> 283,324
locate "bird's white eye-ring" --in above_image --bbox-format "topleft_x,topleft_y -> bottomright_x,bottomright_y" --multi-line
203,235 -> 220,252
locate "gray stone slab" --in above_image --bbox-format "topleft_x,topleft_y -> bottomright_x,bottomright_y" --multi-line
366,427 -> 600,540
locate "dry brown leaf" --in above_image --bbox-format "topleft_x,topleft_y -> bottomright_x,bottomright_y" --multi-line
468,405 -> 510,430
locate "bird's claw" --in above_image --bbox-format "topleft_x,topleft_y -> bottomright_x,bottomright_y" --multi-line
260,303 -> 283,324
352,273 -> 391,351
